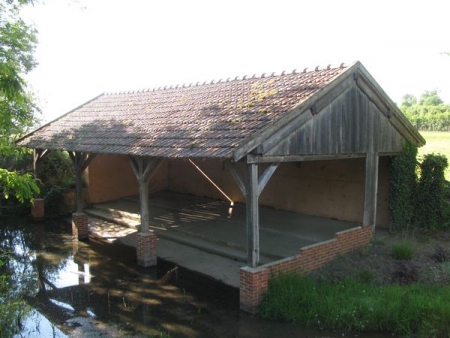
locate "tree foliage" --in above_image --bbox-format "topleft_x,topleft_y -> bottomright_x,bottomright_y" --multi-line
400,90 -> 450,131
0,0 -> 40,204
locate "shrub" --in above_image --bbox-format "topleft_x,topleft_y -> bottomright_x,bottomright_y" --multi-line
36,151 -> 75,192
389,145 -> 449,231
35,151 -> 77,217
414,154 -> 448,230
389,142 -> 418,231
392,243 -> 415,260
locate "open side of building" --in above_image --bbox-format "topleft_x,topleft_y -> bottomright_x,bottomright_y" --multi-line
17,61 -> 424,312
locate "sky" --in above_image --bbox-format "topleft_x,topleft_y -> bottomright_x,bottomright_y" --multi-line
21,0 -> 450,123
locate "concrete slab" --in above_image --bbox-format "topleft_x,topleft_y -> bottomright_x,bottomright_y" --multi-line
87,191 -> 360,261
88,218 -> 243,287
85,191 -> 362,288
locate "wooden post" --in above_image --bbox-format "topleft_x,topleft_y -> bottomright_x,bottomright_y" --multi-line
129,156 -> 163,268
246,163 -> 259,268
138,159 -> 150,232
129,157 -> 164,233
228,160 -> 279,268
363,152 -> 379,230
69,152 -> 96,212
33,149 -> 49,176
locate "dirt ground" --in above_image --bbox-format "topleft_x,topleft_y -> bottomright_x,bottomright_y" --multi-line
312,230 -> 450,286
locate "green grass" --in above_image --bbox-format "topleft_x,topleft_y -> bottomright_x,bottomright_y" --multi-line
260,274 -> 450,337
392,243 -> 415,260
418,131 -> 450,180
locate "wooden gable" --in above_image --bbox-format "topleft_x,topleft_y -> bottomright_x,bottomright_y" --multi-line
235,63 -> 424,163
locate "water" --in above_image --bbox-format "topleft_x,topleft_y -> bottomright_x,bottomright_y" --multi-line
0,216 -> 385,337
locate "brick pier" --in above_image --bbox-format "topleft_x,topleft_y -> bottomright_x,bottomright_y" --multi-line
72,212 -> 89,240
136,232 -> 157,267
31,198 -> 45,221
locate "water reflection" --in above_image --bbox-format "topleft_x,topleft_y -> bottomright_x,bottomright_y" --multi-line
1,216 -> 387,338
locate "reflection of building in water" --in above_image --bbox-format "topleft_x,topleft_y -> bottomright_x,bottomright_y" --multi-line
73,242 -> 91,285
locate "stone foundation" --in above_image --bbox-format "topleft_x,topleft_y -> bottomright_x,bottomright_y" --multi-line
136,232 -> 157,267
72,212 -> 89,240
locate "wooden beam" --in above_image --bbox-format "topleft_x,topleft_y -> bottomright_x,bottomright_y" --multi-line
129,156 -> 164,233
225,161 -> 247,198
363,152 -> 379,230
246,163 -> 259,267
247,153 -> 367,164
258,163 -> 278,194
33,149 -> 50,175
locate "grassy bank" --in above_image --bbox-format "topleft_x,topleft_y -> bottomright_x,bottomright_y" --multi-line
419,131 -> 450,180
260,274 -> 450,337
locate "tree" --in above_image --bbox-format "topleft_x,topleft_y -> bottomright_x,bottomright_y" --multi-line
400,90 -> 450,131
401,94 -> 417,108
419,90 -> 443,106
0,0 -> 40,203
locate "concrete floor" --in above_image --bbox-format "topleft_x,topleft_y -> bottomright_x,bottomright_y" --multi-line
85,190 -> 361,287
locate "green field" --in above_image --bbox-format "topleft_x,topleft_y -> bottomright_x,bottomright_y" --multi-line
418,131 -> 450,180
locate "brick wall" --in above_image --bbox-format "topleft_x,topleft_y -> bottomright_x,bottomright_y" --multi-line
168,158 -> 391,228
240,225 -> 373,313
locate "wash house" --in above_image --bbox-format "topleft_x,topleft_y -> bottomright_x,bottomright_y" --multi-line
17,61 -> 424,312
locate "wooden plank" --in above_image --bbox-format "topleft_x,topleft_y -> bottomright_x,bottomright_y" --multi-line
356,66 -> 425,146
258,163 -> 278,194
246,163 -> 259,267
358,64 -> 410,133
310,76 -> 355,114
363,152 -> 379,230
258,108 -> 313,155
356,77 -> 389,117
351,86 -> 360,153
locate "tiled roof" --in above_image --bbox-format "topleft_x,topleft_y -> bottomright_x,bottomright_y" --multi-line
17,63 -> 352,158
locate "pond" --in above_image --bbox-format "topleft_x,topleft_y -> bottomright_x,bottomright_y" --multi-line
0,216 -> 384,337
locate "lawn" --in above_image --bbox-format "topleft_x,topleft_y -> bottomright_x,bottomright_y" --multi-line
418,131 -> 450,180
